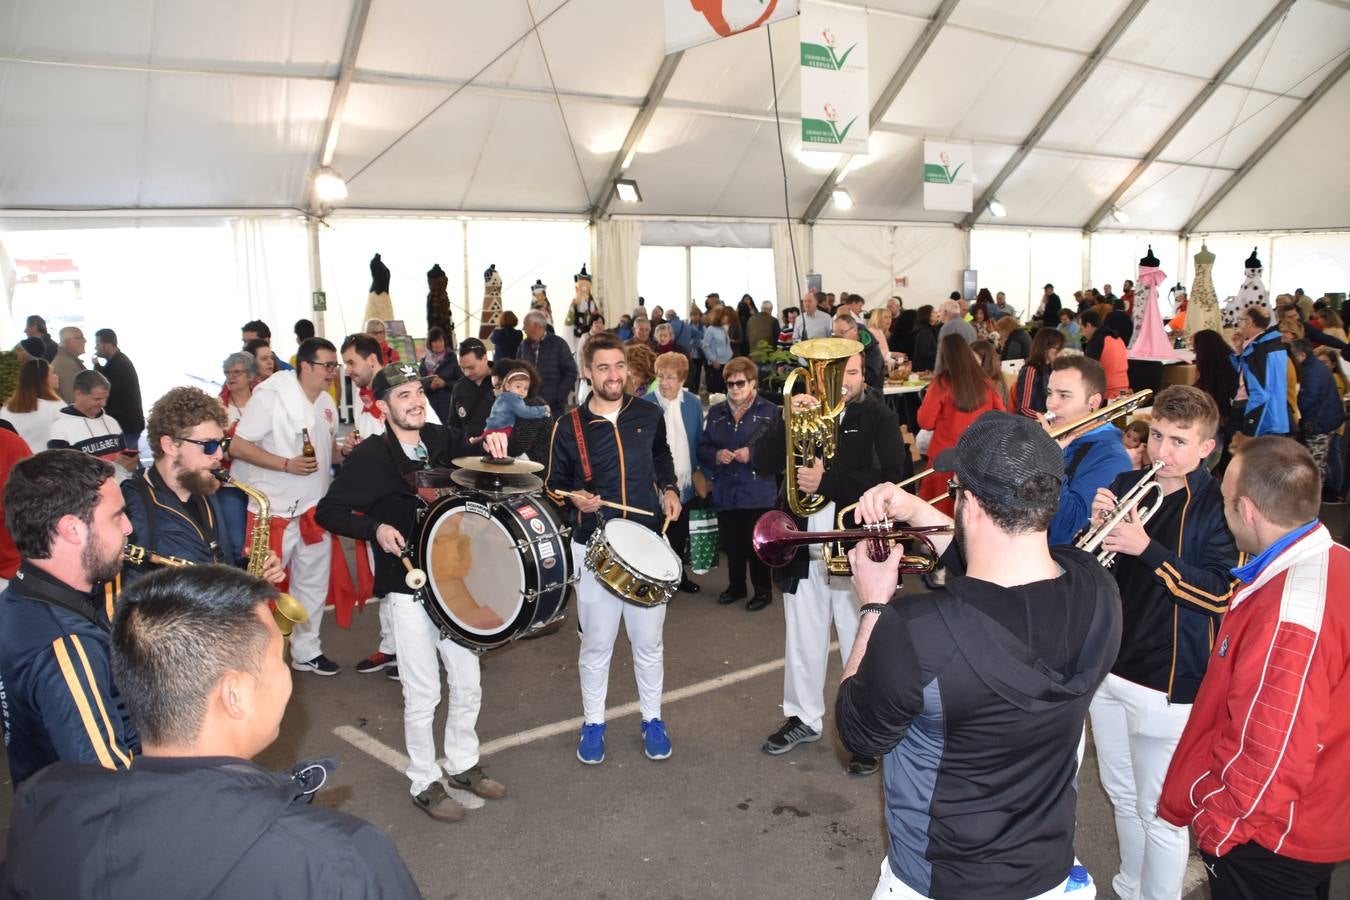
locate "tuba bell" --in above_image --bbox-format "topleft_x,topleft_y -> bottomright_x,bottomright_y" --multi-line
782,337 -> 863,517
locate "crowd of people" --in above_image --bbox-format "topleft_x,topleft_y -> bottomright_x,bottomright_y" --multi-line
0,271 -> 1347,899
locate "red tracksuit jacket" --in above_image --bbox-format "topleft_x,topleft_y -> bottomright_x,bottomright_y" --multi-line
1158,524 -> 1350,863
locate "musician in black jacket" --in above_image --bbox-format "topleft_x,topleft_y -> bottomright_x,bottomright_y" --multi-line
751,350 -> 906,775
316,363 -> 509,824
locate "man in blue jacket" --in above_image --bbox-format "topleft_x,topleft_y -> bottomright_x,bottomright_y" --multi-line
547,333 -> 680,767
1231,306 -> 1291,437
1044,355 -> 1133,545
0,449 -> 138,786
122,387 -> 282,581
1291,339 -> 1345,490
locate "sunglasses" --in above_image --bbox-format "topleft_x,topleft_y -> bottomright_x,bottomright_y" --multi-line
725,379 -> 751,388
180,436 -> 228,455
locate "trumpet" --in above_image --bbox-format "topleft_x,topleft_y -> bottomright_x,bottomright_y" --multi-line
752,509 -> 951,582
1075,459 -> 1165,568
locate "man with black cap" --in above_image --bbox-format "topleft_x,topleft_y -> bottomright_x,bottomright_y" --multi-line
837,411 -> 1122,900
317,363 -> 510,823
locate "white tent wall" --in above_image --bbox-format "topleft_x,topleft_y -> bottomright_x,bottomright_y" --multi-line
1090,232 -> 1184,300
771,222 -> 811,314
593,218 -> 641,325
467,220 -> 591,330
813,224 -> 966,310
968,228 -> 1086,319
1179,231 -> 1350,302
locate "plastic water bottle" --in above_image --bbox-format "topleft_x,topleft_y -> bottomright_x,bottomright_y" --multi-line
1064,864 -> 1093,893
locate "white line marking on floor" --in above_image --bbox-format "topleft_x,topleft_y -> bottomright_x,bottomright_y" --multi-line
334,643 -> 832,772
332,724 -> 485,809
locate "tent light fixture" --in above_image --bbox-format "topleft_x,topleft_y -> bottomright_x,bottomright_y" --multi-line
1111,207 -> 1130,224
832,187 -> 853,210
987,198 -> 1007,218
615,178 -> 642,203
312,166 -> 348,203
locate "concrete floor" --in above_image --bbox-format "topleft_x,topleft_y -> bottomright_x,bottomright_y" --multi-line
2,506 -> 1347,899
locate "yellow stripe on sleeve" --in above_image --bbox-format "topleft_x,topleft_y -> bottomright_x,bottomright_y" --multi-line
69,635 -> 132,768
50,638 -> 116,770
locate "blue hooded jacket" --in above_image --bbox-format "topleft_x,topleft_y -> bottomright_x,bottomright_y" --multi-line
1048,423 -> 1133,545
1232,328 -> 1290,436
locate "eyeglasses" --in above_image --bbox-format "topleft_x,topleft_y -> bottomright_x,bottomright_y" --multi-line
180,436 -> 227,455
725,379 -> 750,388
947,478 -> 962,501
308,360 -> 341,371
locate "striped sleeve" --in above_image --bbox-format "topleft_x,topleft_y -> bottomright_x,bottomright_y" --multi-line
35,635 -> 135,771
1139,507 -> 1240,616
1191,558 -> 1333,856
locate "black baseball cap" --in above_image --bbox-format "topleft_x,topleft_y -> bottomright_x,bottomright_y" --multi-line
933,411 -> 1064,509
371,362 -> 424,400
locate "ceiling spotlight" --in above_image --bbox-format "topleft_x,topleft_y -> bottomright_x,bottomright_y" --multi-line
832,187 -> 854,210
312,166 -> 348,203
615,178 -> 642,203
1111,207 -> 1130,224
987,198 -> 1007,218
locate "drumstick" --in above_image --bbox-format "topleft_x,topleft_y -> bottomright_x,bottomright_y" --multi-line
557,490 -> 653,517
401,557 -> 428,590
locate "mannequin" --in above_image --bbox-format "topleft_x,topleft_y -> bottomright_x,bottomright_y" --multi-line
478,264 -> 503,341
1185,243 -> 1222,341
365,253 -> 394,324
426,264 -> 454,346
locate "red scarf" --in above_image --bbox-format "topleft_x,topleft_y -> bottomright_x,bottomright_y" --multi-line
358,386 -> 385,422
246,509 -> 374,629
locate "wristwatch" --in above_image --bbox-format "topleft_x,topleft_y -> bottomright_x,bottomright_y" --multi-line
661,483 -> 679,496
860,603 -> 889,616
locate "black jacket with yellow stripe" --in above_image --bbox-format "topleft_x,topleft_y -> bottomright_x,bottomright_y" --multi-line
0,564 -> 137,786
1107,465 -> 1240,703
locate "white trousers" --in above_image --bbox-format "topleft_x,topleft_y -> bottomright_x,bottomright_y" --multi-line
369,543 -> 395,656
782,558 -> 859,734
871,857 -> 1093,899
1088,673 -> 1192,900
281,516 -> 333,663
572,541 -> 666,724
387,591 -> 482,795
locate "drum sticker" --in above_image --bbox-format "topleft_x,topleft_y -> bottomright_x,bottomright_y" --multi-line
516,504 -> 539,520
530,519 -> 546,535
466,501 -> 490,518
542,556 -> 556,569
538,541 -> 556,560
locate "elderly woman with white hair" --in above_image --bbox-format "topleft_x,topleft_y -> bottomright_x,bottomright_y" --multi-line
644,352 -> 706,594
364,317 -> 400,364
517,308 -> 578,415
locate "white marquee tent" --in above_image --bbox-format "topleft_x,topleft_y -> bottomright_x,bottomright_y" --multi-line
1,0 -> 1348,400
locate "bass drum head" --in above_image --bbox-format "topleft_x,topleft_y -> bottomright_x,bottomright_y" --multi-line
415,493 -> 569,651
605,519 -> 680,584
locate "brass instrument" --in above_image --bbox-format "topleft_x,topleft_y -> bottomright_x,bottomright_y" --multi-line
122,544 -> 194,568
211,470 -> 309,635
752,509 -> 950,583
1075,459 -> 1166,567
808,389 -> 1155,575
782,337 -> 863,517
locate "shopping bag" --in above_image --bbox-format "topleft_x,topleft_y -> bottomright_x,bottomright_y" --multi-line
688,505 -> 720,575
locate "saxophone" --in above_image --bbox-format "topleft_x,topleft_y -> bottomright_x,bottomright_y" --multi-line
213,470 -> 308,634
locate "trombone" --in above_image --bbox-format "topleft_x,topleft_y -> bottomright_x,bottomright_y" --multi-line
766,389 -> 1155,577
1076,459 -> 1165,567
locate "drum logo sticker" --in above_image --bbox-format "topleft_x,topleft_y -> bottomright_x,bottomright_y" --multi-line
530,519 -> 546,535
538,541 -> 556,560
466,502 -> 490,518
516,504 -> 539,520
542,556 -> 556,569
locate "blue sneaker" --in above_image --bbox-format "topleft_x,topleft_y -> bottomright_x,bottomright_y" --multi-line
577,722 -> 606,765
642,718 -> 672,760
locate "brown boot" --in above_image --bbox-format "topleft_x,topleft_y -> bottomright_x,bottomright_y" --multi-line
448,765 -> 506,800
411,781 -> 465,822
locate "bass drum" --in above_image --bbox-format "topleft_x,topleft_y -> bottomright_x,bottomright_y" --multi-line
413,491 -> 572,652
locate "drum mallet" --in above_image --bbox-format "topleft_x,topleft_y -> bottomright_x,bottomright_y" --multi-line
401,557 -> 428,590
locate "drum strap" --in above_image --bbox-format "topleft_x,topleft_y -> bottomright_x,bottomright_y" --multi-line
570,408 -> 594,489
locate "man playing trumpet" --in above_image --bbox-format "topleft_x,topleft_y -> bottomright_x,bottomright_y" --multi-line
1086,385 -> 1239,900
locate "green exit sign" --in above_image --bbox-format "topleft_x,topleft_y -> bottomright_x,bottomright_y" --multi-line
312,291 -> 327,312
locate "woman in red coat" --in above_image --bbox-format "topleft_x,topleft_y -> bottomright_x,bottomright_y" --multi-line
918,333 -> 1006,515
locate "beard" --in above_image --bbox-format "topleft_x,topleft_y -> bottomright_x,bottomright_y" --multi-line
176,463 -> 221,496
81,533 -> 124,586
593,378 -> 625,402
390,402 -> 426,432
953,492 -> 968,563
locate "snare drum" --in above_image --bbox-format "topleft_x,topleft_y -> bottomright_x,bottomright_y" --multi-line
412,491 -> 572,652
585,519 -> 682,607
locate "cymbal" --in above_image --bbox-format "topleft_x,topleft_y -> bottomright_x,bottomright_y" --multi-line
450,468 -> 543,496
452,455 -> 544,475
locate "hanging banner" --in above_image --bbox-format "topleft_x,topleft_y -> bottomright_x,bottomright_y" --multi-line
800,1 -> 869,153
922,140 -> 973,212
665,0 -> 798,55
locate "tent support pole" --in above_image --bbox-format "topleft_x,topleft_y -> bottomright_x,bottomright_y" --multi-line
801,0 -> 961,225
592,52 -> 684,222
959,0 -> 1150,230
1084,0 -> 1296,233
1180,52 -> 1350,237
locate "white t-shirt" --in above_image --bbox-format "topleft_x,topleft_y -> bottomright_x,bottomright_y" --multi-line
233,387 -> 337,518
47,407 -> 132,483
1,399 -> 63,453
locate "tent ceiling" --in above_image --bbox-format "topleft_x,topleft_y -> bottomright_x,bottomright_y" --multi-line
0,0 -> 1345,232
